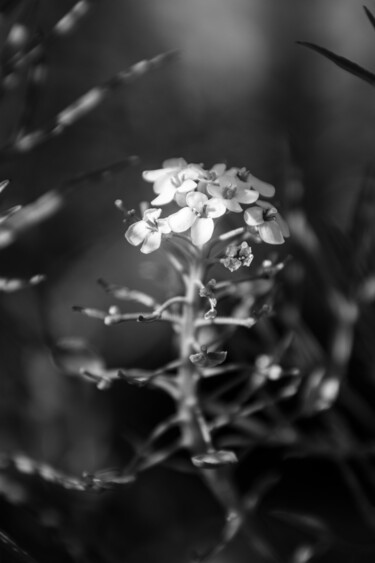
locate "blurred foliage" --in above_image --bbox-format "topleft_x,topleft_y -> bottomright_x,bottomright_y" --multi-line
1,1 -> 375,562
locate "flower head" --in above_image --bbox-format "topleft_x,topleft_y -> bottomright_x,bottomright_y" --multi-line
208,165 -> 275,199
142,158 -> 205,206
207,174 -> 259,212
244,200 -> 289,244
221,241 -> 254,272
125,208 -> 171,253
168,192 -> 226,246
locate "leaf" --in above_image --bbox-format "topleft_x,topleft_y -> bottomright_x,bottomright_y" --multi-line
117,368 -> 153,387
363,5 -> 375,32
297,41 -> 375,86
190,347 -> 227,368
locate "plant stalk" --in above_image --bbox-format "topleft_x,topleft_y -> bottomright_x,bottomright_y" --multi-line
176,254 -> 277,561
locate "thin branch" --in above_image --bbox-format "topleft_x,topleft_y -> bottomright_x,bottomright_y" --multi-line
138,296 -> 188,321
104,311 -> 181,325
196,316 -> 256,329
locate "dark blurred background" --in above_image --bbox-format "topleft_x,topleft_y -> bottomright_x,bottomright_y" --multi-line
1,1 -> 375,562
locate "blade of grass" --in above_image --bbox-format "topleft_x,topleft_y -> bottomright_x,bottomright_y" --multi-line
297,41 -> 375,86
363,5 -> 375,31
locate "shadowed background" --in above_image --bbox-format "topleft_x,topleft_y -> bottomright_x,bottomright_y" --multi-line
1,1 -> 375,562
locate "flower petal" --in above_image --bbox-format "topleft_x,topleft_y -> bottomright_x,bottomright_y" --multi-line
226,167 -> 239,176
143,208 -> 161,222
206,184 -> 222,198
168,207 -> 196,232
175,191 -> 188,207
153,174 -> 175,195
157,218 -> 171,234
205,198 -> 226,218
142,169 -> 171,183
186,191 -> 208,211
247,174 -> 275,198
224,199 -> 243,213
162,158 -> 187,169
244,207 -> 264,226
125,221 -> 148,246
181,164 -> 205,180
177,178 -> 198,193
151,184 -> 176,205
258,221 -> 285,244
141,231 -> 162,253
210,163 -> 227,177
235,188 -> 259,204
217,174 -> 237,189
191,217 -> 214,245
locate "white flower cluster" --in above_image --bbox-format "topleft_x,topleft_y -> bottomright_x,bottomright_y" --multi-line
125,158 -> 289,254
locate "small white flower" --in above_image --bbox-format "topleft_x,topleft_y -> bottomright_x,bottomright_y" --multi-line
207,174 -> 259,212
125,208 -> 171,253
168,192 -> 226,246
142,158 -> 205,206
208,164 -> 275,198
244,201 -> 289,244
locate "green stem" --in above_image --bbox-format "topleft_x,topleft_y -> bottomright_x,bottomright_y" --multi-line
177,258 -> 209,451
176,254 -> 250,554
175,252 -> 278,562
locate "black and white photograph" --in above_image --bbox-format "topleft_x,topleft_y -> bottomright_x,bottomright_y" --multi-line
1,1 -> 375,562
